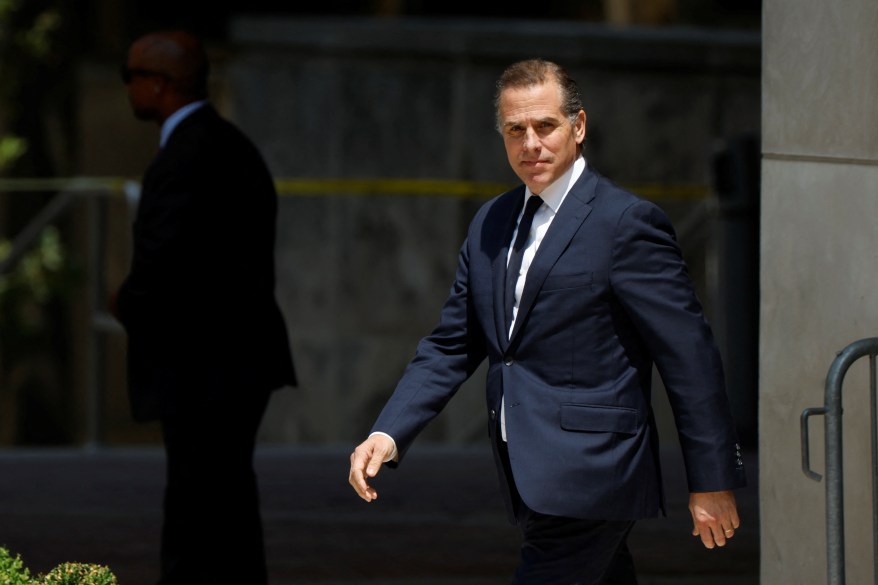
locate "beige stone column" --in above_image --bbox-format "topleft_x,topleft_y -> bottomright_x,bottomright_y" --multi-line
762,0 -> 878,583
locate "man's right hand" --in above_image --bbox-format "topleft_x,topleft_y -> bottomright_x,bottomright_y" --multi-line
349,434 -> 395,502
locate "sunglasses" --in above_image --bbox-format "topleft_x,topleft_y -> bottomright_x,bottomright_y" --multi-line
120,65 -> 170,84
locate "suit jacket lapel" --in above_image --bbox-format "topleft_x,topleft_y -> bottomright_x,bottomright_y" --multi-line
507,170 -> 598,343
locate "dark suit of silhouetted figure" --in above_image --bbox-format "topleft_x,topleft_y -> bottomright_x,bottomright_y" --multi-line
115,30 -> 295,585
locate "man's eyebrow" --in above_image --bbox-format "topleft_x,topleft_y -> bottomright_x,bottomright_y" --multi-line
502,115 -> 562,128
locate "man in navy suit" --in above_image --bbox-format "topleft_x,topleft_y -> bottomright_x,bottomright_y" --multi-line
349,58 -> 745,584
114,30 -> 295,585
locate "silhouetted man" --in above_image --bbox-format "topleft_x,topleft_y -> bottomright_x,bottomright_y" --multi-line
114,30 -> 296,585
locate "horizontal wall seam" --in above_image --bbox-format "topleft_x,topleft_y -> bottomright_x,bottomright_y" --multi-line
763,152 -> 878,167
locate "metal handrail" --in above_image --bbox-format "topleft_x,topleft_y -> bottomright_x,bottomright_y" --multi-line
802,337 -> 878,585
1,178 -> 131,448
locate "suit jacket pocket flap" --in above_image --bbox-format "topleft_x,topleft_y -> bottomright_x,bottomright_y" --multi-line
560,404 -> 638,434
542,271 -> 593,291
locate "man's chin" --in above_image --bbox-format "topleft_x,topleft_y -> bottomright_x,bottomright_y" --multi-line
132,108 -> 156,122
523,177 -> 551,194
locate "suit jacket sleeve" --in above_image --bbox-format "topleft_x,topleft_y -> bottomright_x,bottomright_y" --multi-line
370,236 -> 488,462
610,199 -> 745,492
116,161 -> 200,330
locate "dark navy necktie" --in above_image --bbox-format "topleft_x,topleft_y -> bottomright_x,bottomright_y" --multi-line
505,195 -> 543,329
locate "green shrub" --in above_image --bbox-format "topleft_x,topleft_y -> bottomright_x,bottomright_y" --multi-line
0,548 -> 118,585
0,547 -> 32,585
38,563 -> 117,585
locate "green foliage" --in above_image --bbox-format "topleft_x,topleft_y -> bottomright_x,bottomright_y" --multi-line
0,0 -> 66,113
0,135 -> 26,173
0,225 -> 80,350
0,548 -> 118,585
38,563 -> 117,585
0,0 -> 73,178
0,547 -> 31,585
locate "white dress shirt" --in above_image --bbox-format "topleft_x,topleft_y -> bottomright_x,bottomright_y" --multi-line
159,99 -> 209,149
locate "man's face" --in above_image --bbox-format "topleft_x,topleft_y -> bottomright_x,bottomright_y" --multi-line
122,42 -> 164,122
499,81 -> 586,194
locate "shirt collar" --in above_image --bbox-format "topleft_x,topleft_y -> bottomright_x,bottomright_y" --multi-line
524,155 -> 586,214
159,100 -> 209,149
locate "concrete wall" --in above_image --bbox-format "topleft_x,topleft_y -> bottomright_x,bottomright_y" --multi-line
761,1 -> 878,582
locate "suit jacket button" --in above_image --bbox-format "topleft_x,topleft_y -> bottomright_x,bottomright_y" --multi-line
490,409 -> 496,420
504,358 -> 513,366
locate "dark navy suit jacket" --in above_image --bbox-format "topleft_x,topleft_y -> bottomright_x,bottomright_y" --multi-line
373,164 -> 745,522
117,105 -> 296,422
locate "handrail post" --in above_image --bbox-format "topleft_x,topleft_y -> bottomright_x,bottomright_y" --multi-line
84,192 -> 105,450
872,354 -> 878,584
0,179 -> 126,450
824,349 -> 846,585
803,337 -> 878,585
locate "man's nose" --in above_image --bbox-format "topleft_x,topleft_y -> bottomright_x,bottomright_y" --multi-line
522,127 -> 539,150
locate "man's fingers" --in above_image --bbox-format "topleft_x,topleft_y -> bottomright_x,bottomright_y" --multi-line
692,520 -> 726,549
348,444 -> 377,501
711,525 -> 728,548
365,449 -> 384,478
689,490 -> 740,549
692,523 -> 716,549
348,435 -> 394,502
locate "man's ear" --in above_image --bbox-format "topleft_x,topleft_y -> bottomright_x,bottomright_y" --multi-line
576,109 -> 587,143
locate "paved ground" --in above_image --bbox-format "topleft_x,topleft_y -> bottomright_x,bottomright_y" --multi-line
0,444 -> 758,584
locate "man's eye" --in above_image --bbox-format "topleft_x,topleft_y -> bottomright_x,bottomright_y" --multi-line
506,127 -> 524,137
